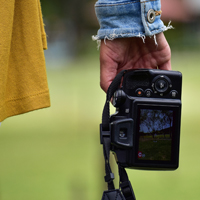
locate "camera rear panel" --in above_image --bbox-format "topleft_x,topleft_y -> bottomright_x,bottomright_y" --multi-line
110,69 -> 182,170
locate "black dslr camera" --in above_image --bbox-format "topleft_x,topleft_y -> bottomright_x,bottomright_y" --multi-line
101,69 -> 182,170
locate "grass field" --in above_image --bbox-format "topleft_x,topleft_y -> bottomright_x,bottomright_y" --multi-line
138,138 -> 172,161
0,49 -> 200,200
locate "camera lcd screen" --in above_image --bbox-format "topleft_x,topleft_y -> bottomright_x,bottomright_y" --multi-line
137,108 -> 174,162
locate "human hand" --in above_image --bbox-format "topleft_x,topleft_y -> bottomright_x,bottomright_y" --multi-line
99,32 -> 171,92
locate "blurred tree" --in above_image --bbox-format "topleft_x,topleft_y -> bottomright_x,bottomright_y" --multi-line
40,0 -> 98,59
40,0 -> 97,36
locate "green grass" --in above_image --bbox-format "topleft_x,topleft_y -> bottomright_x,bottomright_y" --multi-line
139,139 -> 172,161
0,49 -> 200,200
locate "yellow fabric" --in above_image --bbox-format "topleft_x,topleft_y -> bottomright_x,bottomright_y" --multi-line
0,0 -> 50,121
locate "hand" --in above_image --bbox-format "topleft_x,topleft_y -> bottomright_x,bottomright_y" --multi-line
99,32 -> 171,92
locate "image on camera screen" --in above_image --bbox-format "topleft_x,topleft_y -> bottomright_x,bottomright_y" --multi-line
137,109 -> 173,161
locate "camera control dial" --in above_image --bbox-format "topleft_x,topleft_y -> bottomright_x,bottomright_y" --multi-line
152,75 -> 172,95
112,89 -> 126,107
155,79 -> 168,92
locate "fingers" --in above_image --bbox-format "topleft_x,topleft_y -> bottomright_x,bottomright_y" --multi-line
158,60 -> 172,70
100,68 -> 114,93
100,41 -> 118,92
100,59 -> 118,93
155,33 -> 172,70
99,34 -> 172,92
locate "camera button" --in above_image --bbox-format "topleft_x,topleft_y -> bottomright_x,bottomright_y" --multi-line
170,90 -> 178,98
155,79 -> 168,93
135,88 -> 144,97
145,89 -> 153,97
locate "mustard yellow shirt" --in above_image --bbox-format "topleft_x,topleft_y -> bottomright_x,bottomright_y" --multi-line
0,0 -> 50,121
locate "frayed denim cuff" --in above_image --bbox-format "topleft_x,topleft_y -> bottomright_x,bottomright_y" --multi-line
93,0 -> 171,41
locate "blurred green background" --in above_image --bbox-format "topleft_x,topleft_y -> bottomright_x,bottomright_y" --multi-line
0,0 -> 200,200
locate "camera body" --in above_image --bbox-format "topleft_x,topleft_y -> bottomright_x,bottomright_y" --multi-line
109,69 -> 182,170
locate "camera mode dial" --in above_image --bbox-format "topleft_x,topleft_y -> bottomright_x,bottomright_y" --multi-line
152,75 -> 172,95
112,89 -> 126,107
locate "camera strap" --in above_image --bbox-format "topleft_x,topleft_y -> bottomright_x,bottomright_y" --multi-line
118,165 -> 136,200
101,70 -> 136,200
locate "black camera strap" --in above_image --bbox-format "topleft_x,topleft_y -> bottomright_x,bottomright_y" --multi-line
102,70 -> 127,131
101,70 -> 136,200
118,165 -> 136,200
102,135 -> 115,190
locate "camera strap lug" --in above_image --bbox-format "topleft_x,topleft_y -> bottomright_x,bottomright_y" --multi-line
100,124 -> 110,144
104,172 -> 115,183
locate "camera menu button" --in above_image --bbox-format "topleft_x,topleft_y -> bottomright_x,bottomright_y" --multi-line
145,89 -> 153,97
170,90 -> 178,98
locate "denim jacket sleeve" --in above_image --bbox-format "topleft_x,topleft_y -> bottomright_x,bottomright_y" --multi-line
93,0 -> 171,41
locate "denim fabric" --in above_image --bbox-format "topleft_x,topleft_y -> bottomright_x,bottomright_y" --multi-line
93,0 -> 168,40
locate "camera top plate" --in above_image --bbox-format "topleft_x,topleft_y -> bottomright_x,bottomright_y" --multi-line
122,69 -> 182,100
